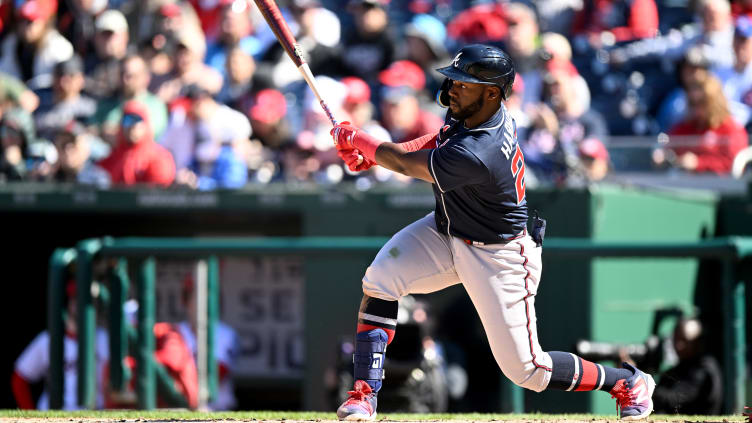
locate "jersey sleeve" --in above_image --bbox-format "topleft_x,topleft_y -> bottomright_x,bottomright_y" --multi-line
15,332 -> 50,382
429,141 -> 488,192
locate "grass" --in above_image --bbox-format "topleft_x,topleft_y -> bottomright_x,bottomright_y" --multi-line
0,410 -> 747,422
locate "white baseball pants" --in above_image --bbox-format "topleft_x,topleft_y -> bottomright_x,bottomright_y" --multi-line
362,212 -> 553,392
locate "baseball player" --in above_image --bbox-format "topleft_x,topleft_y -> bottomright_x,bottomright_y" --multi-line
330,44 -> 655,421
12,281 -> 109,410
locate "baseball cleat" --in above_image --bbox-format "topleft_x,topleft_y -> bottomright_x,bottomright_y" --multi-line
336,380 -> 378,421
609,363 -> 656,420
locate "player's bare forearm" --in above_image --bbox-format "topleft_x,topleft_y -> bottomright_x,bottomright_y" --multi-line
375,144 -> 435,183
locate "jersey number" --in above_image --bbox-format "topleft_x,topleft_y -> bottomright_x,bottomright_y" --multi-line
511,145 -> 526,204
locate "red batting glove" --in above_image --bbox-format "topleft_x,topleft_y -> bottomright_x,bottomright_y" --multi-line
337,147 -> 375,172
330,121 -> 383,163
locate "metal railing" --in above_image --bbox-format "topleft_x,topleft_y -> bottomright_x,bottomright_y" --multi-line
49,236 -> 750,412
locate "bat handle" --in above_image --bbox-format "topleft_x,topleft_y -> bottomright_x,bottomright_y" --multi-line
297,63 -> 338,127
319,100 -> 338,127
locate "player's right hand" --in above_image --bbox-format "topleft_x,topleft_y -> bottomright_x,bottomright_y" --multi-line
331,121 -> 358,149
330,121 -> 382,162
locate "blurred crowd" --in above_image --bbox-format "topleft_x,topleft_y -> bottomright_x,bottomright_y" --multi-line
1,0 -> 752,189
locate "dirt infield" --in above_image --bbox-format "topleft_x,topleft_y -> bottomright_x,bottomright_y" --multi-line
0,410 -> 747,423
0,418 -> 746,423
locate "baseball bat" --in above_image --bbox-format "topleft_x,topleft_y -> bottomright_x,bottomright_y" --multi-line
251,0 -> 338,127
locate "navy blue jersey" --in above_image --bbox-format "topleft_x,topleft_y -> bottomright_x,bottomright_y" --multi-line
427,104 -> 528,244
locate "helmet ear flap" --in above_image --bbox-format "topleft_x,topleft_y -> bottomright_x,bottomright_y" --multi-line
500,72 -> 515,101
501,81 -> 513,101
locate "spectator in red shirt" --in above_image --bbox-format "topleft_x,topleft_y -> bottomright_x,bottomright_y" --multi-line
572,0 -> 659,47
663,76 -> 749,174
98,100 -> 175,186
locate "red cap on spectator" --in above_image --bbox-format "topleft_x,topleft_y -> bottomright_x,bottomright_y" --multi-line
379,60 -> 425,91
409,0 -> 432,13
18,0 -> 53,21
249,89 -> 287,124
446,4 -> 507,42
579,138 -> 609,161
160,3 -> 181,18
342,76 -> 371,105
545,58 -> 578,78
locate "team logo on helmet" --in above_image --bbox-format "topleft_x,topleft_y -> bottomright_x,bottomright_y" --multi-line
452,52 -> 463,67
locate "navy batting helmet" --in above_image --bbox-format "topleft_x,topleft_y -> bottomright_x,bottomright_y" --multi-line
436,44 -> 515,100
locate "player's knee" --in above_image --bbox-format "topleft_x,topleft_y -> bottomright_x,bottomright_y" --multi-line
503,364 -> 548,393
362,278 -> 402,301
361,262 -> 404,301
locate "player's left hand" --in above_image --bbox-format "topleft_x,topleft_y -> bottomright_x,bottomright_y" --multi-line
337,147 -> 375,172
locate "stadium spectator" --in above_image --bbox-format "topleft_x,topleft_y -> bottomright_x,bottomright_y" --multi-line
246,89 -> 293,183
162,85 -> 251,189
90,54 -> 168,144
660,76 -> 749,174
152,29 -> 223,104
503,3 -> 547,107
0,0 -> 73,91
297,75 -> 349,152
11,280 -> 109,410
98,100 -> 175,186
524,58 -> 609,184
340,76 -> 396,183
177,275 -> 239,410
34,56 -> 97,141
503,74 -> 529,143
49,121 -> 110,186
342,76 -> 391,143
139,1 -> 204,85
0,72 -> 39,113
340,0 -> 395,85
0,107 -> 54,181
402,14 -> 449,95
283,0 -> 341,77
714,15 -> 752,127
188,0 -> 231,42
217,47 -> 272,111
609,0 -> 735,69
571,0 -> 659,47
157,1 -> 204,42
56,0 -> 107,56
540,32 -> 592,112
378,60 -> 443,141
104,322 -> 199,410
656,46 -> 713,132
534,0 -> 582,35
289,75 -> 349,183
733,0 -> 752,19
248,88 -> 292,150
445,2 -> 507,45
577,138 -> 611,182
651,318 -> 723,414
85,10 -> 130,100
205,0 -> 264,76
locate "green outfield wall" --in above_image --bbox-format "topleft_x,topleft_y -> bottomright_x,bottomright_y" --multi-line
1,182 -> 746,413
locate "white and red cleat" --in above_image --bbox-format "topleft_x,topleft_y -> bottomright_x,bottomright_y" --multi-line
610,363 -> 656,420
336,380 -> 378,421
